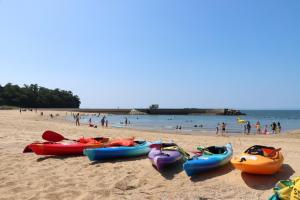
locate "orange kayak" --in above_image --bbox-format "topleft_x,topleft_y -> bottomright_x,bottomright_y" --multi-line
231,145 -> 283,175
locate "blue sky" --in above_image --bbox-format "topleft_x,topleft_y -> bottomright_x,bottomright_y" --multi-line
0,0 -> 299,109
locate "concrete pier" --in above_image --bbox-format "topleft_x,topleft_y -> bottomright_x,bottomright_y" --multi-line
63,108 -> 245,115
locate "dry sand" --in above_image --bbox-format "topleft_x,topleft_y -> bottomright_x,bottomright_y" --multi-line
0,110 -> 299,200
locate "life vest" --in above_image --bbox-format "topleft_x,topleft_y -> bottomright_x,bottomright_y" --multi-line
108,137 -> 135,147
79,137 -> 100,144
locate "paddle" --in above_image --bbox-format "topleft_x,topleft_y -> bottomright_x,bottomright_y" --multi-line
42,130 -> 77,142
42,130 -> 109,143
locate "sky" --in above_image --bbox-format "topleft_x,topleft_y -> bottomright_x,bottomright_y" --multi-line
0,0 -> 299,109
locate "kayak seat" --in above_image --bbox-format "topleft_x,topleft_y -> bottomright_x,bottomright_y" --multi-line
162,143 -> 177,147
205,146 -> 227,154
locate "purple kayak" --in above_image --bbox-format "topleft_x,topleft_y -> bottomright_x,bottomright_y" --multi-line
148,143 -> 184,171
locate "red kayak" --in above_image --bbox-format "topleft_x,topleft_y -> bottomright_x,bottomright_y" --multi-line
24,137 -> 109,156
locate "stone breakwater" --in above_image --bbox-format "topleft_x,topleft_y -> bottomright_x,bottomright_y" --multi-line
50,108 -> 245,115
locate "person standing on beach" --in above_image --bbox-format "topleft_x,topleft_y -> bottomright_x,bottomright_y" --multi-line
271,122 -> 277,134
216,123 -> 220,135
277,122 -> 281,133
101,116 -> 105,127
105,119 -> 108,127
256,121 -> 261,134
221,122 -> 226,135
125,117 -> 128,125
246,121 -> 251,134
75,113 -> 80,126
264,125 -> 268,134
88,118 -> 92,127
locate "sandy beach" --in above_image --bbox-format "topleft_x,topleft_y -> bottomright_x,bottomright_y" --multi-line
0,110 -> 299,200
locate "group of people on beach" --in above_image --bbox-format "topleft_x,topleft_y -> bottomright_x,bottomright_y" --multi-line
245,121 -> 281,135
86,115 -> 109,128
215,121 -> 282,135
216,122 -> 227,135
99,116 -> 108,127
73,113 -> 135,128
72,113 -> 109,128
19,108 -> 37,114
71,112 -> 284,135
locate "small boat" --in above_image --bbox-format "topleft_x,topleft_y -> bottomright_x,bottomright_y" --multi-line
24,137 -> 109,156
237,117 -> 247,124
231,145 -> 283,174
148,143 -> 187,171
183,143 -> 233,176
84,141 -> 151,161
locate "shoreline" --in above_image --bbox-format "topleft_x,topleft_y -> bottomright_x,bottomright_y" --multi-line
0,110 -> 299,200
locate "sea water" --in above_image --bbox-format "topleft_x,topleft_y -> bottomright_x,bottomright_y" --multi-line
68,110 -> 300,134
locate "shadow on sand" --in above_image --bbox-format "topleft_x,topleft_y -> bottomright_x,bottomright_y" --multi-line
241,164 -> 295,190
156,160 -> 184,180
89,155 -> 148,165
36,155 -> 84,162
190,163 -> 235,182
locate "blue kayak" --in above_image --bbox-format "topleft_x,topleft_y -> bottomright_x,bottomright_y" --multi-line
84,141 -> 151,161
183,143 -> 233,176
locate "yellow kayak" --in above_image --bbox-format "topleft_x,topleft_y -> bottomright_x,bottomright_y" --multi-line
231,145 -> 283,175
237,117 -> 247,124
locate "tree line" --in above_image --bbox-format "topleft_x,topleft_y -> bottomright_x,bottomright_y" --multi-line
0,83 -> 81,108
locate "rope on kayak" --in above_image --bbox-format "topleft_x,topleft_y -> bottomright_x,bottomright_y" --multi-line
161,146 -> 190,160
196,146 -> 213,155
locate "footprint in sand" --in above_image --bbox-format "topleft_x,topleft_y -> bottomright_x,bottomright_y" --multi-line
114,175 -> 142,191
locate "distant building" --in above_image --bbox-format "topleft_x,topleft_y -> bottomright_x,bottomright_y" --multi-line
149,104 -> 159,109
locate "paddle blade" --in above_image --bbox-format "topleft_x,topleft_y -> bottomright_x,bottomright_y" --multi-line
42,130 -> 65,142
23,145 -> 33,153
